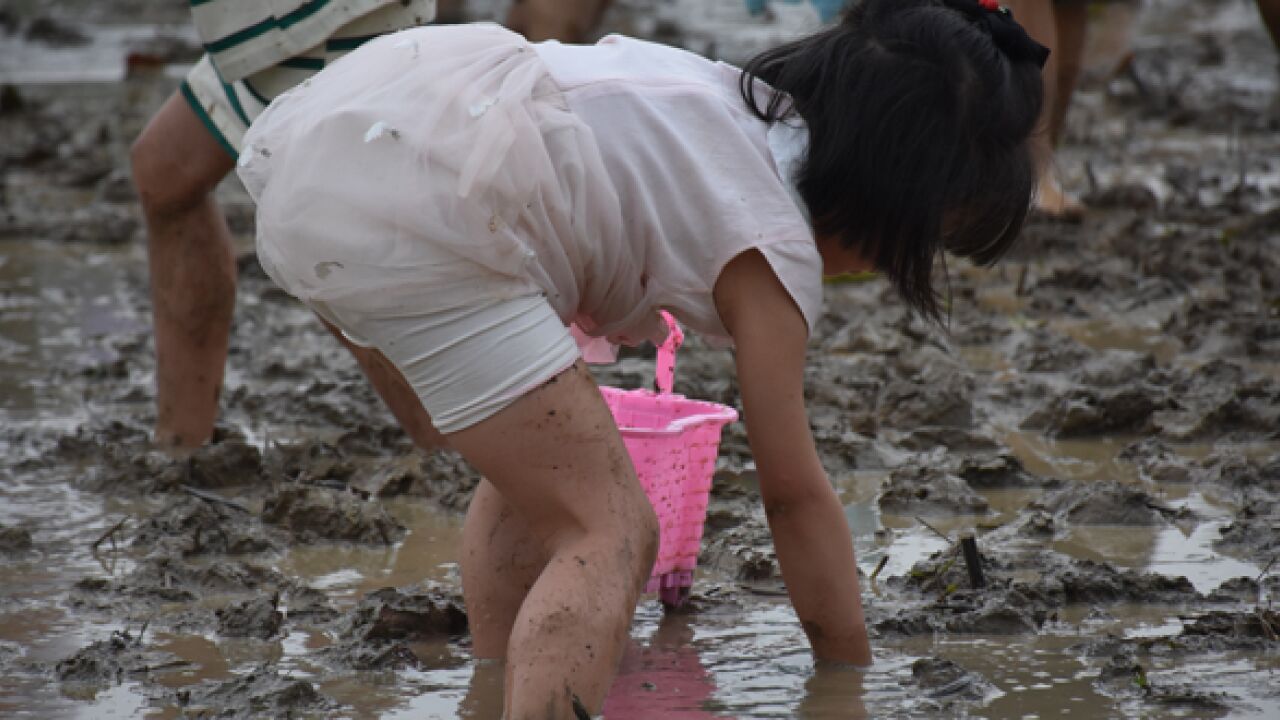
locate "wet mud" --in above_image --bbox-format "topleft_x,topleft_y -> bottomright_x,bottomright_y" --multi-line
2,0 -> 1279,717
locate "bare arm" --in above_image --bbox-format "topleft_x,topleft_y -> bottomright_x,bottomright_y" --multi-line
714,250 -> 872,666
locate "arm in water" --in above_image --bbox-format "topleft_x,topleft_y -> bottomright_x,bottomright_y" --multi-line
714,249 -> 872,666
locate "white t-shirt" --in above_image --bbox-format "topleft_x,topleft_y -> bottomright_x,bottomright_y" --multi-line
533,34 -> 823,347
241,26 -> 821,357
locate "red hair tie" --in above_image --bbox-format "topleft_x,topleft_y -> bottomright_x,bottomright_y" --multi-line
978,0 -> 999,10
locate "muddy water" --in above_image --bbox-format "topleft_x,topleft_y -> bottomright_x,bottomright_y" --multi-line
4,0 -> 1280,717
3,447 -> 1276,718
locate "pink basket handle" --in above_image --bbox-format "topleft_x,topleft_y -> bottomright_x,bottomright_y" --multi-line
654,311 -> 684,394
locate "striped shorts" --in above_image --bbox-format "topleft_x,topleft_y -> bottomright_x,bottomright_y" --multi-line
183,0 -> 436,156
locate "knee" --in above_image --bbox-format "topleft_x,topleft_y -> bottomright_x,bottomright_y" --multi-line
130,128 -> 211,220
630,502 -> 661,579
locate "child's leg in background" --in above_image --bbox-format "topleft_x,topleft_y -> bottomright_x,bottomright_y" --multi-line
1005,0 -> 1087,219
447,361 -> 659,717
131,93 -> 238,450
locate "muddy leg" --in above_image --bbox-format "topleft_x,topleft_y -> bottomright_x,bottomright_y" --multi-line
447,361 -> 659,719
131,91 -> 237,450
462,478 -> 548,658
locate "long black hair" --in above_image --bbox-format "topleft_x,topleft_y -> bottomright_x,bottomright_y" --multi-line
741,0 -> 1047,321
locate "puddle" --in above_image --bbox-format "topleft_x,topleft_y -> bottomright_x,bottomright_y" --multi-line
1005,432 -> 1149,483
276,499 -> 464,603
0,239 -> 149,420
1054,317 -> 1184,367
7,451 -> 1274,718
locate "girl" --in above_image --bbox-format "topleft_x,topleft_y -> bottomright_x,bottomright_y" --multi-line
236,0 -> 1046,716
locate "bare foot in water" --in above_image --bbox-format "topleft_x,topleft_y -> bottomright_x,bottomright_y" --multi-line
1034,171 -> 1086,221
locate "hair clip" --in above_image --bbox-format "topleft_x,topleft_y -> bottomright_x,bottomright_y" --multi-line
977,0 -> 999,10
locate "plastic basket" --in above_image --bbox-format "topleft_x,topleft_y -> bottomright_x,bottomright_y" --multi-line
598,312 -> 738,608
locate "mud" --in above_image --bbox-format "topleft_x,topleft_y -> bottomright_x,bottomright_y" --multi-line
914,655 -> 999,693
174,665 -> 332,718
2,0 -> 1279,717
1213,503 -> 1280,564
877,465 -> 993,516
216,594 -> 284,639
1041,480 -> 1181,525
54,629 -> 183,684
321,583 -> 469,670
0,524 -> 33,554
261,485 -> 406,545
131,496 -> 283,557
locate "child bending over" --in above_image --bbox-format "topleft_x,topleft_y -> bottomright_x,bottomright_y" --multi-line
236,0 -> 1046,716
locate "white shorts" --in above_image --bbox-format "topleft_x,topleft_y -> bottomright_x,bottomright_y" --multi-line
315,292 -> 581,434
240,24 -> 600,433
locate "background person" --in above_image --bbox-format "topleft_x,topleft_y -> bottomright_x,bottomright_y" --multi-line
131,0 -> 439,450
132,0 -> 634,451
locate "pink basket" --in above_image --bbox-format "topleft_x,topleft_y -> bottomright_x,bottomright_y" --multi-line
599,312 -> 738,607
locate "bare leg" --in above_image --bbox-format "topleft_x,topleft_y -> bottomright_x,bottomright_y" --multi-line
1089,1 -> 1140,80
447,361 -> 659,718
1050,1 -> 1088,146
505,0 -> 612,42
1006,0 -> 1085,219
132,92 -> 237,449
1260,0 -> 1280,51
321,319 -> 449,451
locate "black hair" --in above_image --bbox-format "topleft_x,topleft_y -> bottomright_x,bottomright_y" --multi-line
741,0 -> 1046,322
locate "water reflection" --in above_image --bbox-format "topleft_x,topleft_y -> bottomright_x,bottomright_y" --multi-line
450,611 -> 871,718
452,613 -> 730,719
605,613 -> 720,718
